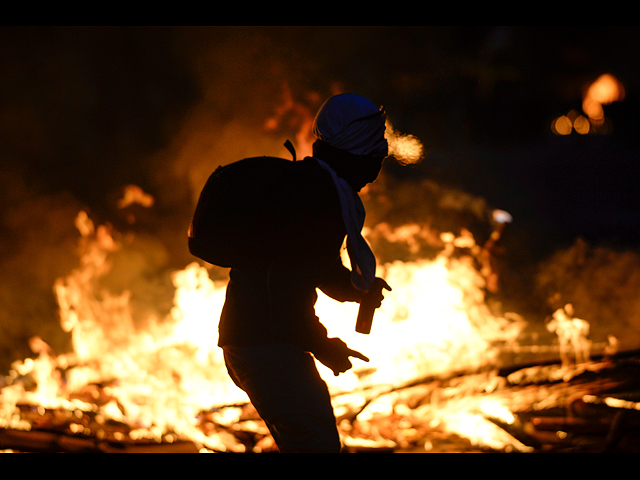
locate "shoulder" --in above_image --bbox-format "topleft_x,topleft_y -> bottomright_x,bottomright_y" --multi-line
274,157 -> 335,196
268,158 -> 340,215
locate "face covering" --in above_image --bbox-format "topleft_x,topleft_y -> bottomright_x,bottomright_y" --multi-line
312,140 -> 384,192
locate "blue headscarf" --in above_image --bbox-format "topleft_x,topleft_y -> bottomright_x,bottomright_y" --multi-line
312,93 -> 387,157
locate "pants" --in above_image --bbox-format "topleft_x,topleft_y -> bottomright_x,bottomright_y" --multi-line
222,343 -> 342,453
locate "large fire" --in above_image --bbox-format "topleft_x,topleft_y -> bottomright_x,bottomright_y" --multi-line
0,92 -> 620,453
2,195 -> 601,453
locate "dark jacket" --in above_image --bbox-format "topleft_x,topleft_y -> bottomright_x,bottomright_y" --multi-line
217,157 -> 362,355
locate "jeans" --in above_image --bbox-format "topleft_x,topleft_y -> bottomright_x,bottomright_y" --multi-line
222,343 -> 341,452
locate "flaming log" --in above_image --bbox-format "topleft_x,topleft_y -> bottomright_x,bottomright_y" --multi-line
0,401 -> 203,453
0,426 -> 200,453
333,352 -> 640,453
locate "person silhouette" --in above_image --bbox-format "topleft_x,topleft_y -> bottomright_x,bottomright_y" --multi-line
218,93 -> 391,452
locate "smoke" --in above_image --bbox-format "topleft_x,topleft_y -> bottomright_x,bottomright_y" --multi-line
385,120 -> 424,166
535,239 -> 640,352
0,27 -> 198,371
0,27 -> 336,371
0,168 -> 83,369
3,26 -> 640,374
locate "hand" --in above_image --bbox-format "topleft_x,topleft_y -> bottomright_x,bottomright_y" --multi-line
314,338 -> 369,376
365,277 -> 392,309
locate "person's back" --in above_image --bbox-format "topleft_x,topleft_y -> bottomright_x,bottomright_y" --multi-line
218,156 -> 356,352
217,93 -> 391,452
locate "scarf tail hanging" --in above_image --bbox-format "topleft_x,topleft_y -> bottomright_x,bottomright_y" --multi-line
315,158 -> 376,292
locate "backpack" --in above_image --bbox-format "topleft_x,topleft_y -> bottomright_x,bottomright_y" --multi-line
188,142 -> 298,267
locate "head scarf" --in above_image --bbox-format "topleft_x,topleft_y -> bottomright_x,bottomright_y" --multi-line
312,93 -> 387,156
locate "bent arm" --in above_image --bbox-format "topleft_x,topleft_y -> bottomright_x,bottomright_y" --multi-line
317,255 -> 364,303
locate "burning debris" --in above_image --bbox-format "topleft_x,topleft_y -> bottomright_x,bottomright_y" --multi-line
1,203 -> 638,453
3,27 -> 640,453
1,95 -> 637,451
0,81 -> 636,453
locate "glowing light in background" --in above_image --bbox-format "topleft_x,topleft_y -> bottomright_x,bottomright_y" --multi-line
552,113 -> 576,136
551,73 -> 624,136
583,73 -> 625,123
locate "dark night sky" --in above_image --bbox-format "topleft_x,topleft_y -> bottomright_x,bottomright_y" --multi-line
2,26 -> 640,366
3,27 -> 639,240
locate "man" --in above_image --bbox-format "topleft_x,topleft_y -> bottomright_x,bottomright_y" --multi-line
218,93 -> 391,452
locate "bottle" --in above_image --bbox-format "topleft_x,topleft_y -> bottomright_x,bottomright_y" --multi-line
355,292 -> 377,334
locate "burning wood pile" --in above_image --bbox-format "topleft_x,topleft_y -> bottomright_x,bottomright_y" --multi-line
1,209 -> 639,453
2,352 -> 640,453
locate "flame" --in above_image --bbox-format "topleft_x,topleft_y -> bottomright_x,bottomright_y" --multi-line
317,243 -> 522,390
1,210 -> 540,451
117,185 -> 155,209
546,303 -> 591,367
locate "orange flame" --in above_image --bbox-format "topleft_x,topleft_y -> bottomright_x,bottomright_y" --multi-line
1,210 -> 538,451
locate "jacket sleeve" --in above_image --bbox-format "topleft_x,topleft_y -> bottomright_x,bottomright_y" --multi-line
317,255 -> 364,303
